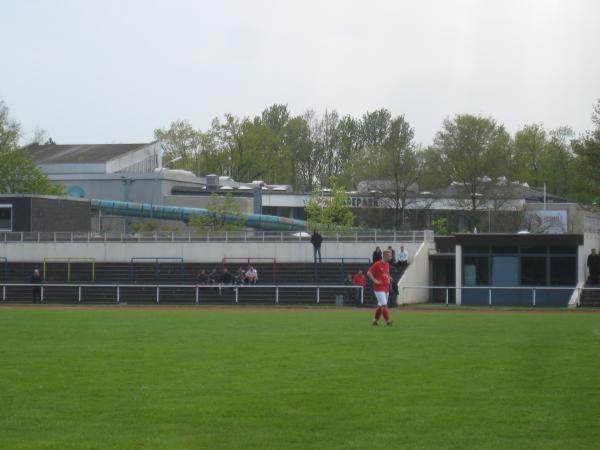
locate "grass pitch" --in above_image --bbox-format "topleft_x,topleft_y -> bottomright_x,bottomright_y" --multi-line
1,306 -> 599,449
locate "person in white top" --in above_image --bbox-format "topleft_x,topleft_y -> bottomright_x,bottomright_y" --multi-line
245,266 -> 258,285
397,245 -> 409,273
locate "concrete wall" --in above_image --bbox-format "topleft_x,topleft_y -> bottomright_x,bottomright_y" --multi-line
397,240 -> 434,304
0,241 -> 423,264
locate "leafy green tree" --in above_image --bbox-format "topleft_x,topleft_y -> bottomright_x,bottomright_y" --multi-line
513,124 -> 573,196
571,100 -> 600,204
418,146 -> 448,190
433,114 -> 513,212
513,123 -> 547,188
305,178 -> 355,231
336,114 -> 363,188
189,193 -> 246,231
364,115 -> 425,229
283,115 -> 313,191
0,101 -> 63,195
154,120 -> 204,174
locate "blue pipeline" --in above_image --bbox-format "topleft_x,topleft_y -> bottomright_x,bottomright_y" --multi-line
91,199 -> 307,231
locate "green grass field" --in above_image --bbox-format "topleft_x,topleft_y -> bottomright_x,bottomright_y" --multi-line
1,306 -> 599,449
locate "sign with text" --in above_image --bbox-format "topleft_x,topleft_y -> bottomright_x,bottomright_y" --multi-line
523,210 -> 568,234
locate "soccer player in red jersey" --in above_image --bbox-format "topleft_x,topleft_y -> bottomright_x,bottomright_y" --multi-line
367,249 -> 393,326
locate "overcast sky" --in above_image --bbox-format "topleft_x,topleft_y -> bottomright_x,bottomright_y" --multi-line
1,0 -> 599,146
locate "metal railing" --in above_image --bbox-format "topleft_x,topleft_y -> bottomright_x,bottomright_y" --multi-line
401,285 -> 579,307
0,283 -> 365,305
0,230 -> 427,244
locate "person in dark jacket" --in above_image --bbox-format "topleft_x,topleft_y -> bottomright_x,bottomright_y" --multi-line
311,230 -> 323,263
31,269 -> 42,303
372,246 -> 382,263
220,267 -> 234,285
587,249 -> 599,285
196,270 -> 208,286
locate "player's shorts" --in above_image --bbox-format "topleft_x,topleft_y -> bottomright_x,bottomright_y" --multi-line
374,291 -> 388,306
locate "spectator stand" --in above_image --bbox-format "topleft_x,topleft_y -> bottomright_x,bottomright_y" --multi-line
129,257 -> 185,284
221,257 -> 277,283
0,257 -> 7,282
43,257 -> 96,282
314,257 -> 371,282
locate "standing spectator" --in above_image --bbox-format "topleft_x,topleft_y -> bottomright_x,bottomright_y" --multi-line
372,246 -> 382,263
311,230 -> 323,263
207,268 -> 219,285
196,269 -> 208,286
367,249 -> 393,326
344,273 -> 354,304
388,276 -> 399,308
387,245 -> 396,264
353,269 -> 367,305
245,266 -> 258,285
587,249 -> 599,285
31,269 -> 42,304
397,245 -> 409,274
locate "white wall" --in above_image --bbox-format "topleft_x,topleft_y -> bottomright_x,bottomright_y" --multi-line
0,241 -> 422,264
397,240 -> 434,304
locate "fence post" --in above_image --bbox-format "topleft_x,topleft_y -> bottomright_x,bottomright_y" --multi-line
78,286 -> 82,303
195,287 -> 199,304
171,232 -> 174,242
316,287 -> 320,304
374,230 -> 377,241
188,232 -> 191,242
413,231 -> 416,241
70,232 -> 73,243
280,232 -> 283,242
117,286 -> 120,303
41,285 -> 44,303
488,288 -> 492,306
156,286 -> 160,304
445,288 -> 449,306
54,232 -> 57,243
225,231 -> 228,242
235,287 -> 239,303
532,288 -> 536,307
361,286 -> 364,304
2,285 -> 5,301
276,287 -> 279,304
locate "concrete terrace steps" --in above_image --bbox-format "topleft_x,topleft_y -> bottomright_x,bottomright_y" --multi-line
580,286 -> 600,307
1,261 -> 406,305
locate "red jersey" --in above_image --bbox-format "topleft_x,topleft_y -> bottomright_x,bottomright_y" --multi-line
353,273 -> 366,288
368,260 -> 391,293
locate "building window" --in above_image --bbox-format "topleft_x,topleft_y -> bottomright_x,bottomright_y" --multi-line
521,257 -> 546,285
550,257 -> 576,286
464,256 -> 489,286
0,205 -> 12,231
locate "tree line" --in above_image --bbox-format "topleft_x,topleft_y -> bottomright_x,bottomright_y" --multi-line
1,99 -> 600,214
155,100 -> 600,228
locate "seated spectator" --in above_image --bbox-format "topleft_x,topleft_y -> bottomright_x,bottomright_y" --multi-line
235,267 -> 246,284
396,245 -> 409,274
245,266 -> 258,285
207,268 -> 219,285
220,267 -> 234,285
196,269 -> 208,286
353,270 -> 367,304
